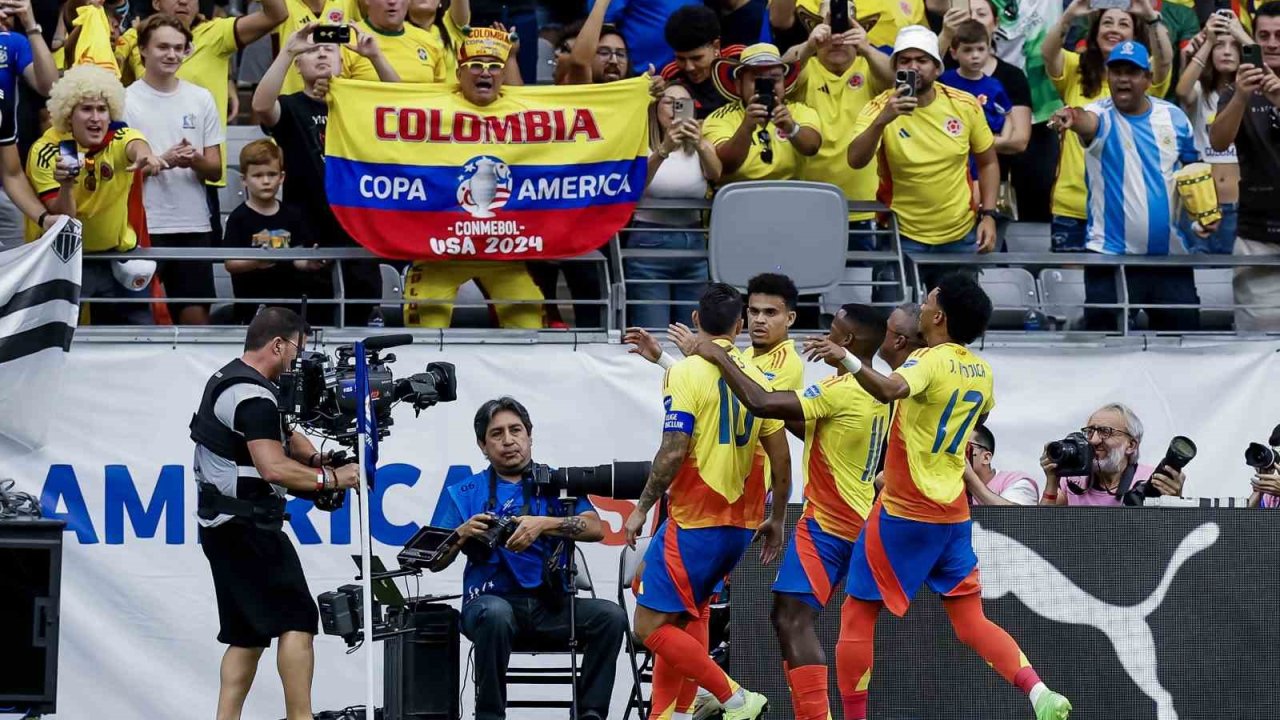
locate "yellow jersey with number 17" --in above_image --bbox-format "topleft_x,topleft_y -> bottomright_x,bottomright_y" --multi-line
796,374 -> 890,540
882,344 -> 994,524
663,339 -> 786,531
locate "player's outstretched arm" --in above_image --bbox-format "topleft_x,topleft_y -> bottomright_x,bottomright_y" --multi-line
802,337 -> 909,403
692,340 -> 805,420
624,431 -> 690,547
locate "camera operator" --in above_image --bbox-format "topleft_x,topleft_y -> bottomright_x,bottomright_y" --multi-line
1039,403 -> 1185,507
189,307 -> 359,720
430,397 -> 627,720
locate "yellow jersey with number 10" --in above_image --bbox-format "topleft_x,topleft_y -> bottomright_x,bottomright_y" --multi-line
662,339 -> 786,530
881,344 -> 994,524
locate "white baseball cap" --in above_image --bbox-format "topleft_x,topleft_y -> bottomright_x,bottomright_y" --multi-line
892,25 -> 943,65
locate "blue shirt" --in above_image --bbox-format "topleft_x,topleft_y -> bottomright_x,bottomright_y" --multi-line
1082,97 -> 1199,256
939,71 -> 1011,134
602,0 -> 700,73
0,30 -> 32,146
434,467 -> 595,605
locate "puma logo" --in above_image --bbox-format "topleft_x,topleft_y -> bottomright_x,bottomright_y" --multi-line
972,521 -> 1221,720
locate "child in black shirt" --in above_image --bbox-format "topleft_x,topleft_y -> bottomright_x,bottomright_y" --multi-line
222,140 -> 334,325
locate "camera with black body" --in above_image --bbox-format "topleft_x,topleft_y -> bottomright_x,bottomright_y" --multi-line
290,450 -> 354,512
1122,436 -> 1197,506
1047,432 -> 1092,477
277,334 -> 457,446
462,515 -> 522,561
1244,424 -> 1280,471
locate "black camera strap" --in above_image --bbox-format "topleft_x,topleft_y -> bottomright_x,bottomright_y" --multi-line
486,466 -> 532,516
1110,462 -> 1141,498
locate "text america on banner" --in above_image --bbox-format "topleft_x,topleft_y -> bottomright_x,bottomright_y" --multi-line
324,77 -> 651,261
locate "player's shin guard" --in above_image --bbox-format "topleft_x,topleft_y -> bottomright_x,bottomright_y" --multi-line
942,593 -> 1042,693
836,597 -> 880,720
644,625 -> 734,703
787,664 -> 830,720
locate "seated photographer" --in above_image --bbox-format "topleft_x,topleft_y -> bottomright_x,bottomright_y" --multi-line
430,397 -> 627,720
1040,403 -> 1185,507
1246,425 -> 1280,509
964,424 -> 1040,506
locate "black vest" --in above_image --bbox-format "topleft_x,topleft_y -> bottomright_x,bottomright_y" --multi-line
190,359 -> 285,505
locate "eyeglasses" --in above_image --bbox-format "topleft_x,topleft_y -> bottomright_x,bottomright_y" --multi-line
1081,425 -> 1130,440
461,60 -> 505,73
596,47 -> 628,60
968,442 -> 992,454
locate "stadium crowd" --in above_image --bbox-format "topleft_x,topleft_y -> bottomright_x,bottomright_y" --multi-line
0,0 -> 1277,330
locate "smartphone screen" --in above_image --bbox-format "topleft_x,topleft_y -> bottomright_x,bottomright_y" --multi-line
58,140 -> 81,172
830,0 -> 851,33
312,24 -> 351,44
949,0 -> 968,13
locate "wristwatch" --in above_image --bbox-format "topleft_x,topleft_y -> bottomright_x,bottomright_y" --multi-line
978,209 -> 999,220
1145,12 -> 1162,25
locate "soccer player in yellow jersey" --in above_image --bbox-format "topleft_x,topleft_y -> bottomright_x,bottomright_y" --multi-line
814,274 -> 1072,720
688,304 -> 889,720
624,283 -> 792,720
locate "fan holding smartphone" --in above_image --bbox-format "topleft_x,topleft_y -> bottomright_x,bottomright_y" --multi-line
702,43 -> 822,184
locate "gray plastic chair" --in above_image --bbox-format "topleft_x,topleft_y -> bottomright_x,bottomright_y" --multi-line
1003,222 -> 1051,254
709,181 -> 848,294
979,268 -> 1039,329
821,267 -> 873,317
1194,267 -> 1234,330
1039,268 -> 1087,330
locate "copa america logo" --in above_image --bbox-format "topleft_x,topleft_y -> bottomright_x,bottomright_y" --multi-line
456,155 -> 512,218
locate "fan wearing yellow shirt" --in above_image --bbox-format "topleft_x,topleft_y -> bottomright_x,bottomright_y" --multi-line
1041,0 -> 1172,251
703,43 -> 822,185
848,26 -> 998,288
624,283 -> 791,720
274,0 -> 362,95
783,10 -> 892,226
342,0 -> 448,83
686,303 -> 889,720
27,65 -> 167,324
817,273 -> 1072,720
408,0 -> 469,78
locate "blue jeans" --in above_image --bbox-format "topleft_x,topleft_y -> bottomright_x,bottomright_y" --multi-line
901,229 -> 979,291
1050,215 -> 1087,253
624,221 -> 708,328
1179,202 -> 1239,255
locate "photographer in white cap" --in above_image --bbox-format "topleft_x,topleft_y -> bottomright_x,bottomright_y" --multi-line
847,26 -> 1000,289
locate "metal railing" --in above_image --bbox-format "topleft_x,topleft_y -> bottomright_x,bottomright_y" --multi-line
66,198 -> 1280,340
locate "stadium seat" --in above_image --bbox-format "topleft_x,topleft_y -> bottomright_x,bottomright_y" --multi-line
820,267 -> 873,317
1003,222 -> 1051,254
217,170 -> 245,216
379,264 -> 404,328
978,268 -> 1039,329
708,181 -> 847,294
224,125 -> 267,170
1039,268 -> 1086,331
1194,267 -> 1234,331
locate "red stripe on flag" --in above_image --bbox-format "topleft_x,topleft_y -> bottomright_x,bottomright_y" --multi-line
329,203 -> 639,261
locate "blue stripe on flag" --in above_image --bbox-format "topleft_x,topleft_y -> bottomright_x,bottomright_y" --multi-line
326,157 -> 647,213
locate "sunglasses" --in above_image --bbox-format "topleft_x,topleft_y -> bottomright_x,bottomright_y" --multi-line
461,60 -> 505,73
756,129 -> 773,164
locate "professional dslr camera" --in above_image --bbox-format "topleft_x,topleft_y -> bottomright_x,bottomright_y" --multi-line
1046,432 -> 1092,476
1244,424 -> 1280,471
278,334 -> 457,446
1123,436 -> 1197,506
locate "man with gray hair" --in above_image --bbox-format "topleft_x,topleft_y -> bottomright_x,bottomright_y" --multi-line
1039,403 -> 1186,506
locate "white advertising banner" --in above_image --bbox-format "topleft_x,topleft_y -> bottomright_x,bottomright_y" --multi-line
2,339 -> 1278,718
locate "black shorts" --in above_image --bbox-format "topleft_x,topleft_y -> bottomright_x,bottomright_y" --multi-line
151,231 -> 216,314
200,520 -> 319,648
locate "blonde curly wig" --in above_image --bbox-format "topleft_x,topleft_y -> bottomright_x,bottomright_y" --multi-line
47,65 -> 126,134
